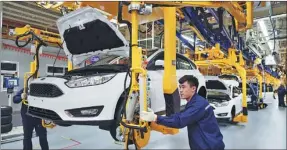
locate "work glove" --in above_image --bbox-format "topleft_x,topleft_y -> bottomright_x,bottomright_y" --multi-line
21,93 -> 27,100
140,108 -> 157,122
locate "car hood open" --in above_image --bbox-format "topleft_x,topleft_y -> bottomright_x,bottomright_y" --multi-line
206,79 -> 231,96
56,6 -> 129,64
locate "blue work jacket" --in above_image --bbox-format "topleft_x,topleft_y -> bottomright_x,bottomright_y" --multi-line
156,93 -> 225,150
277,85 -> 286,97
13,88 -> 28,115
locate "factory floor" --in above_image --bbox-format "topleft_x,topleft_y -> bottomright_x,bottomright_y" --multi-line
1,98 -> 286,149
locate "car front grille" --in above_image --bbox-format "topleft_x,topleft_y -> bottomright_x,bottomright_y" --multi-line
28,106 -> 62,121
29,83 -> 63,97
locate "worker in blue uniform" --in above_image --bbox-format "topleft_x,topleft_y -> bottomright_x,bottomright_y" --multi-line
277,83 -> 286,107
13,88 -> 49,150
140,75 -> 225,150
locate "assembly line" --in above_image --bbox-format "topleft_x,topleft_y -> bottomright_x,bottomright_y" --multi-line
0,1 -> 286,150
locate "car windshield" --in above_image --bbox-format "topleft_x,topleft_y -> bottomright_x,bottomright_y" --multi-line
76,49 -> 158,68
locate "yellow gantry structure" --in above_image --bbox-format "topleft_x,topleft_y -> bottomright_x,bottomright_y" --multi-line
36,1 -> 253,32
193,44 -> 248,123
246,68 -> 263,100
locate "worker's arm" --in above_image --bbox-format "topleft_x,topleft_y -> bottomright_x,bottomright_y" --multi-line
13,88 -> 24,104
156,102 -> 206,128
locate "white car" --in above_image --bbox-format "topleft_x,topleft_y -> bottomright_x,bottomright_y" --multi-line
205,76 -> 243,123
26,7 -> 207,141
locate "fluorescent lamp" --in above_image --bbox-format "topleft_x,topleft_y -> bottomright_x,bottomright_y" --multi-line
181,35 -> 194,43
258,20 -> 274,51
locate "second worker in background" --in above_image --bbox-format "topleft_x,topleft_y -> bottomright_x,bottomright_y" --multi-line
13,88 -> 49,150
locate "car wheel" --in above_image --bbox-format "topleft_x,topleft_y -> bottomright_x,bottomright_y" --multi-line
229,107 -> 237,124
1,106 -> 13,117
110,100 -> 125,141
1,123 -> 13,134
1,115 -> 12,125
109,100 -> 134,145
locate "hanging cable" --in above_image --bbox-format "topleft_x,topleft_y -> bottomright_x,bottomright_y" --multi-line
52,42 -> 64,76
15,31 -> 48,94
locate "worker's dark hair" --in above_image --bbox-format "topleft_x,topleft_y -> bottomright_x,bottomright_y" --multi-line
179,75 -> 199,89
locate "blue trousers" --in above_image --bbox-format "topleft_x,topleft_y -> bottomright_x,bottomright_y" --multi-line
22,110 -> 49,150
278,96 -> 286,107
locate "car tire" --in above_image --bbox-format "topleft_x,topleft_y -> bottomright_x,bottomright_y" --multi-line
109,100 -> 134,145
1,123 -> 13,134
230,107 -> 237,124
1,115 -> 12,125
1,106 -> 13,117
110,100 -> 124,141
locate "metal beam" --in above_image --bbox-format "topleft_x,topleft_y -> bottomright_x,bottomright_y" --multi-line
3,6 -> 56,23
3,16 -> 57,31
157,20 -> 194,50
3,11 -> 52,28
207,8 -> 233,45
4,2 -> 60,19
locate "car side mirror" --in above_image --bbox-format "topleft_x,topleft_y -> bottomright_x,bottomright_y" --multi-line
154,60 -> 164,69
233,93 -> 239,98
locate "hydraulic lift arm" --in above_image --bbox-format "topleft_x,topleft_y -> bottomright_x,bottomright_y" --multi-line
11,25 -> 65,128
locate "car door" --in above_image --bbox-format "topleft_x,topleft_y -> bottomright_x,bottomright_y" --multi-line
175,54 -> 195,106
232,86 -> 242,114
147,52 -> 166,113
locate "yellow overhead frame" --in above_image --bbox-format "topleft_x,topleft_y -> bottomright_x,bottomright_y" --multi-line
37,1 -> 253,31
194,44 -> 248,123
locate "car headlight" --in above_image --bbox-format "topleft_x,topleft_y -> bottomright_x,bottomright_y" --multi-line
215,101 -> 229,107
65,74 -> 116,88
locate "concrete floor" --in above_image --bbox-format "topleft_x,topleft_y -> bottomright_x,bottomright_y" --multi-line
1,99 -> 286,149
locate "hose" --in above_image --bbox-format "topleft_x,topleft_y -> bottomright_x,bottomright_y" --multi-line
15,31 -> 32,48
15,31 -> 47,95
118,1 -> 132,119
52,42 -> 64,76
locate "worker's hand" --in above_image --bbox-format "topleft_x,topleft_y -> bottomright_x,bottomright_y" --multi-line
21,93 -> 27,99
140,108 -> 157,122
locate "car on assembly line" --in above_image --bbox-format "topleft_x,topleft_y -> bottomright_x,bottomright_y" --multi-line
205,76 -> 242,123
25,7 -> 207,142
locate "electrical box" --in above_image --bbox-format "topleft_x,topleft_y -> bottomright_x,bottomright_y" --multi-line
1,61 -> 19,92
6,78 -> 19,94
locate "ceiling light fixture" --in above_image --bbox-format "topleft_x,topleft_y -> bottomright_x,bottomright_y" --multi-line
258,20 -> 274,52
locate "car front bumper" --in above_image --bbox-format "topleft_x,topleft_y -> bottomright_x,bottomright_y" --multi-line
26,75 -> 125,125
